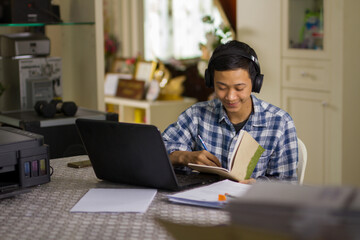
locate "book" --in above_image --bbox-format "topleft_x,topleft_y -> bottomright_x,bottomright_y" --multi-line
188,130 -> 265,181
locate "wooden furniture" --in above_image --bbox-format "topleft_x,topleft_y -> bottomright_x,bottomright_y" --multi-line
105,96 -> 197,132
236,0 -> 360,186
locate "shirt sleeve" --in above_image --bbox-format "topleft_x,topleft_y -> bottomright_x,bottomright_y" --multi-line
266,120 -> 298,183
162,107 -> 197,154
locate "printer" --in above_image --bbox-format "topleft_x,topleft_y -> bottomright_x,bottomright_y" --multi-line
0,32 -> 62,111
0,126 -> 50,199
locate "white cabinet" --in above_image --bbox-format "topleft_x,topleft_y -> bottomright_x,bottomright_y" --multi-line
237,0 -> 360,186
282,0 -> 360,186
282,59 -> 331,91
105,97 -> 197,132
282,0 -> 331,59
282,89 -> 331,184
281,0 -> 333,185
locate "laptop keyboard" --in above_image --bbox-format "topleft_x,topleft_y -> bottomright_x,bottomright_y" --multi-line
175,171 -> 220,189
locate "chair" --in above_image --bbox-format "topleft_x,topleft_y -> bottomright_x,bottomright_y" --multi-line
297,138 -> 308,185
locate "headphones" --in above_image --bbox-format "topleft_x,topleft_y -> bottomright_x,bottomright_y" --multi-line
204,48 -> 264,93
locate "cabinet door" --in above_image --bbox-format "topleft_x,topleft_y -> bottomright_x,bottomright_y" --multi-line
282,89 -> 330,185
282,0 -> 331,59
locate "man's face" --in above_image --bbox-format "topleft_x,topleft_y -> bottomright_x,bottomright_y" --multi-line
214,68 -> 253,116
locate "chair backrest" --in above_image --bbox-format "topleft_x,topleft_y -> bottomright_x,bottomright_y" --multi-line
297,138 -> 308,184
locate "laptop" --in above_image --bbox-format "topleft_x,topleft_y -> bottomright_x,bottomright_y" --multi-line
75,118 -> 218,191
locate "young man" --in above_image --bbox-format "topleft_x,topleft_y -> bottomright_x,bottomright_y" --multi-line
162,40 -> 298,183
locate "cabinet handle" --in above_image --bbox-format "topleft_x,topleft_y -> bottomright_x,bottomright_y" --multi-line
300,71 -> 309,77
322,101 -> 328,107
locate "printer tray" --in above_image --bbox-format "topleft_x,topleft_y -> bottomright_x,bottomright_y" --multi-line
0,127 -> 50,198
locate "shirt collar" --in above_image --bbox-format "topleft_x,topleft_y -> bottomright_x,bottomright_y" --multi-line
249,94 -> 268,127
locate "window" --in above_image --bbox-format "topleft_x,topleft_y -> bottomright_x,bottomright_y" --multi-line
143,0 -> 223,60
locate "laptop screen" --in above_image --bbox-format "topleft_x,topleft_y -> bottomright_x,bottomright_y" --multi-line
75,119 -> 180,190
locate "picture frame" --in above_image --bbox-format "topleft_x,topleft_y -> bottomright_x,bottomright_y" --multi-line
111,58 -> 133,74
104,73 -> 132,96
133,60 -> 157,82
116,79 -> 146,100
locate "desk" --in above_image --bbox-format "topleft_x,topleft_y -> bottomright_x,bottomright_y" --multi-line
0,155 -> 228,240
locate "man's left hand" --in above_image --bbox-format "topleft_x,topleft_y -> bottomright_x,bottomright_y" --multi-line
239,178 -> 256,184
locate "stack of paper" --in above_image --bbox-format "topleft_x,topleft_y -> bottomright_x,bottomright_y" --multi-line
167,180 -> 251,208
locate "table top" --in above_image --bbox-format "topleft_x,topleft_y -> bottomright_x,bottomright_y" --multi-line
0,155 -> 229,240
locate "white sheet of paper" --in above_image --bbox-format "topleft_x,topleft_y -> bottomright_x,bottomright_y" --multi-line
70,188 -> 157,213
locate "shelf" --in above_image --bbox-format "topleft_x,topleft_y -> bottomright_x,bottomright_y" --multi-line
105,96 -> 197,132
0,1 -> 104,111
0,22 -> 95,27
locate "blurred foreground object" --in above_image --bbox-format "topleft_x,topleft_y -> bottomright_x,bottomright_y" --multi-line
157,182 -> 360,240
226,182 -> 360,240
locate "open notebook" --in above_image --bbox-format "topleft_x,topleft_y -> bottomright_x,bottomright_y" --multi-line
188,130 -> 264,181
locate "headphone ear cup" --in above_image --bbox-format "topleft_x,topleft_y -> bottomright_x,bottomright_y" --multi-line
252,74 -> 264,93
204,68 -> 213,88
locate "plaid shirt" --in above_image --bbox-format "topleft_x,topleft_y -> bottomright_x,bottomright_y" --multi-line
162,94 -> 298,182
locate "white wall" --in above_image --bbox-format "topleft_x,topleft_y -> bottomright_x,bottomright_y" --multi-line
342,0 -> 360,186
236,0 -> 282,107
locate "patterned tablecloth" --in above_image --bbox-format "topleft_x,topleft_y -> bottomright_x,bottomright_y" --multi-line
0,155 -> 229,240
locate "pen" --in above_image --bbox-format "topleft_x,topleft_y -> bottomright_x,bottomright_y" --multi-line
224,193 -> 236,199
197,134 -> 208,151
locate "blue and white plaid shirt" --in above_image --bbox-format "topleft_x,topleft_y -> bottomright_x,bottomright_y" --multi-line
162,94 -> 298,182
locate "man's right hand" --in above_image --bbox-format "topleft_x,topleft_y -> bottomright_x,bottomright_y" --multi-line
169,150 -> 221,167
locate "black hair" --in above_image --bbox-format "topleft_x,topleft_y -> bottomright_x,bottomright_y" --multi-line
209,40 -> 259,82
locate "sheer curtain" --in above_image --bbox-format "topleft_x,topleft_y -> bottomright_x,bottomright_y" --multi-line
111,0 -> 223,61
143,0 -> 222,60
107,0 -> 144,59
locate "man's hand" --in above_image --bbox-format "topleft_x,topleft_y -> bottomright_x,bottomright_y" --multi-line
239,178 -> 256,184
169,150 -> 221,167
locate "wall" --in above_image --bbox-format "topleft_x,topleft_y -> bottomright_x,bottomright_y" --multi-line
236,0 -> 282,107
342,0 -> 360,186
47,0 -> 105,111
